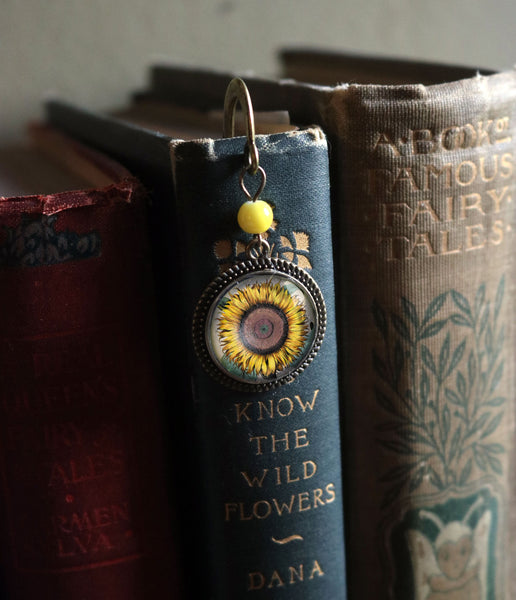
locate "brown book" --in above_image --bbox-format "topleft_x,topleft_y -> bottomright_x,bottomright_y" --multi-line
121,50 -> 516,599
0,125 -> 182,599
278,48 -> 516,600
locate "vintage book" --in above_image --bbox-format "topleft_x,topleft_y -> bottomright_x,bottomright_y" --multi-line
44,96 -> 348,598
114,52 -> 516,600
0,125 -> 182,599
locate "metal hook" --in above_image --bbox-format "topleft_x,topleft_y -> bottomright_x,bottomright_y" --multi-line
223,77 -> 260,175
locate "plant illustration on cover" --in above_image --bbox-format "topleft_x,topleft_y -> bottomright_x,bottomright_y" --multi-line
372,276 -> 506,599
0,214 -> 101,267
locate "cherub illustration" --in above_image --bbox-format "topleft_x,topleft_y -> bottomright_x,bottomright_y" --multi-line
406,497 -> 491,600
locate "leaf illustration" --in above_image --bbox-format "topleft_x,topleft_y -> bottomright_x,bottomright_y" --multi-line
445,388 -> 463,407
478,304 -> 490,336
490,360 -> 504,393
422,292 -> 448,325
458,458 -> 472,485
481,413 -> 504,439
449,426 -> 462,462
450,313 -> 473,328
381,479 -> 407,509
402,297 -> 418,326
438,332 -> 451,378
408,466 -> 426,492
446,338 -> 466,378
391,313 -> 412,343
394,341 -> 404,382
419,319 -> 448,340
375,388 -> 398,416
372,350 -> 390,383
486,453 -> 503,475
442,406 -> 451,445
473,445 -> 487,471
474,283 -> 486,318
372,300 -> 388,339
379,462 -> 418,482
465,413 -> 491,440
451,290 -> 472,317
421,345 -> 436,374
428,466 -> 445,490
456,370 -> 466,399
484,443 -> 504,455
379,439 -> 417,456
494,275 -> 505,321
420,369 -> 430,405
468,351 -> 476,387
485,396 -> 505,407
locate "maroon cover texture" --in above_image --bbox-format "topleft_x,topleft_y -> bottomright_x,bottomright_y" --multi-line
0,178 -> 180,598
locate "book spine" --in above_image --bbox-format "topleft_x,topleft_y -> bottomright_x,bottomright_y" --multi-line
0,182 -> 181,598
325,72 -> 516,599
170,128 -> 347,599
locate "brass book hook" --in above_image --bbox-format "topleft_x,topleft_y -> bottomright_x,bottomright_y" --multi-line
223,77 -> 260,175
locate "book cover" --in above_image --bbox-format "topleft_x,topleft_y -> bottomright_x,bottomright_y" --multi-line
128,54 -> 516,599
0,128 -> 182,599
44,103 -> 348,598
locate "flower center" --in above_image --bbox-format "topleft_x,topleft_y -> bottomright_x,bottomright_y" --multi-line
239,304 -> 288,354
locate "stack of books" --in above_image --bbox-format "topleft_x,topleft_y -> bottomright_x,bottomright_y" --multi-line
1,47 -> 515,600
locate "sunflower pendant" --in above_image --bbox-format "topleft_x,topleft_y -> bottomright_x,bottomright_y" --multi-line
192,256 -> 326,392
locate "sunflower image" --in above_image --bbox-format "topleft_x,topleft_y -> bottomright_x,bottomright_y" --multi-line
217,280 -> 309,378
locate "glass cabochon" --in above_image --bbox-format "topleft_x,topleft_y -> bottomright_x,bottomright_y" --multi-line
193,259 -> 326,391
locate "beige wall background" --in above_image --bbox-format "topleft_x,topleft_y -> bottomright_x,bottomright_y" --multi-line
1,0 -> 516,146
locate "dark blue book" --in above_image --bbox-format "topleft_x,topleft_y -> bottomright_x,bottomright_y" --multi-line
45,100 -> 347,599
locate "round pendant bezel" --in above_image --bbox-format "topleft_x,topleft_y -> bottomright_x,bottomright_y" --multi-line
192,257 -> 326,392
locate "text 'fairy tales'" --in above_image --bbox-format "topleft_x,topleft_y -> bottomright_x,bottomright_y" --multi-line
365,118 -> 515,260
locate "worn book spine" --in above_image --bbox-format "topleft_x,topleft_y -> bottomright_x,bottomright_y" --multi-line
0,153 -> 181,598
319,71 -> 516,600
170,128 -> 347,599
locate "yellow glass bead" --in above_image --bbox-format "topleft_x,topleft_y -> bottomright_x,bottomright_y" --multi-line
237,200 -> 274,234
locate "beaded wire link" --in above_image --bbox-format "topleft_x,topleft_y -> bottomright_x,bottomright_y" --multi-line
223,78 -> 274,253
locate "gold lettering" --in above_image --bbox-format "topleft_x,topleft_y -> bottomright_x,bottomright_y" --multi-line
253,501 -> 272,519
257,399 -> 274,420
298,491 -> 311,511
455,160 -> 477,186
235,402 -> 252,423
277,397 -> 294,417
294,428 -> 310,449
382,202 -> 411,227
408,200 -> 441,226
440,230 -> 462,255
423,163 -> 453,190
391,167 -> 420,191
241,469 -> 269,487
372,132 -> 401,156
295,389 -> 319,412
289,564 -> 304,584
487,186 -> 511,212
248,572 -> 265,591
411,129 -> 436,154
271,432 -> 290,453
465,224 -> 486,251
249,435 -> 268,455
501,152 -> 513,177
272,496 -> 296,516
460,193 -> 485,219
325,483 -> 336,503
407,233 -> 437,258
268,570 -> 285,588
490,220 -> 504,245
309,560 -> 325,579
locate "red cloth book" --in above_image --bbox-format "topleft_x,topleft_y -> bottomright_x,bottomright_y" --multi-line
0,126 -> 182,599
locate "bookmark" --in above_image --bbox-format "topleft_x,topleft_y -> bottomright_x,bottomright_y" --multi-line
192,78 -> 326,392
